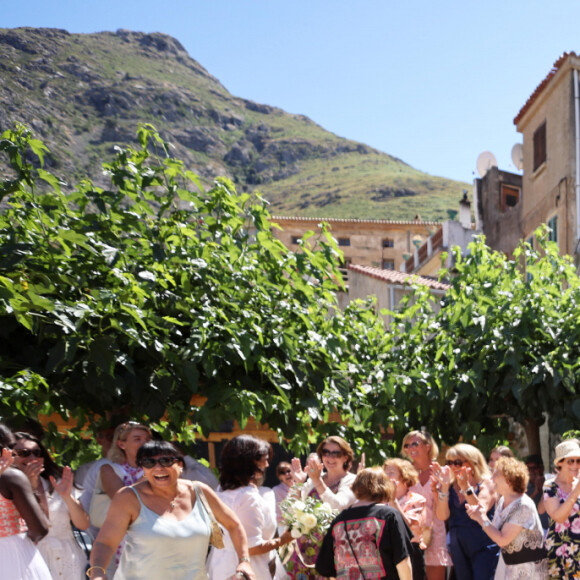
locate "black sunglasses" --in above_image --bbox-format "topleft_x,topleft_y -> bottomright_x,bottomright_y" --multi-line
279,469 -> 292,475
446,459 -> 466,467
321,449 -> 344,458
139,456 -> 180,469
14,448 -> 43,458
403,441 -> 421,449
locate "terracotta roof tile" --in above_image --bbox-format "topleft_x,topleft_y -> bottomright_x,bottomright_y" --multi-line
271,216 -> 441,226
514,52 -> 577,126
348,263 -> 451,291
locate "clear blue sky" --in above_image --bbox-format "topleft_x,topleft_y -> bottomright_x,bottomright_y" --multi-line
2,0 -> 579,183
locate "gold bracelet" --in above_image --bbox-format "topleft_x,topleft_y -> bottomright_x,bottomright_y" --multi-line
86,566 -> 106,578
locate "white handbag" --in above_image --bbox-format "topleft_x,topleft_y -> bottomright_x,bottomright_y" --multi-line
88,463 -> 126,528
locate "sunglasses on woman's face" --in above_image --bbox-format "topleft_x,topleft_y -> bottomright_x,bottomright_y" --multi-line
13,448 -> 43,458
446,459 -> 466,467
565,458 -> 580,465
321,449 -> 344,458
279,469 -> 292,475
403,441 -> 422,449
140,456 -> 180,469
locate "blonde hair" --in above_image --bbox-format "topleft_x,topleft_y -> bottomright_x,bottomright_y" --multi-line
446,443 -> 489,482
107,421 -> 150,464
383,458 -> 419,488
351,467 -> 395,503
401,430 -> 439,461
494,457 -> 529,494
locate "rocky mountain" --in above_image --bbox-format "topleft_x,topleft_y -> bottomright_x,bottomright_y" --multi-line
0,27 -> 469,220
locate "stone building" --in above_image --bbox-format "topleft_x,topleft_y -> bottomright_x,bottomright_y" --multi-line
271,215 -> 440,279
478,52 -> 580,258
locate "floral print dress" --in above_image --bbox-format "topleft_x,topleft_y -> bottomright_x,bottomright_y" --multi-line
544,478 -> 580,579
286,485 -> 334,580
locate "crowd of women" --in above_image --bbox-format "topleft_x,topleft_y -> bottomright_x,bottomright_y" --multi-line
1,419 -> 580,580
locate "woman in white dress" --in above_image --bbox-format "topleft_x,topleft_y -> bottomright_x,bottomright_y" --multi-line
0,423 -> 52,579
207,435 -> 293,580
14,431 -> 90,579
467,456 -> 547,579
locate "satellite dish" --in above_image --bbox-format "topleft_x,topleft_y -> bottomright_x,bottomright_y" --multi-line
511,143 -> 524,170
476,151 -> 498,177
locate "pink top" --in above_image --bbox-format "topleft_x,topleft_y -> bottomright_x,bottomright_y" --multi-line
0,493 -> 27,537
399,490 -> 428,543
409,479 -> 453,567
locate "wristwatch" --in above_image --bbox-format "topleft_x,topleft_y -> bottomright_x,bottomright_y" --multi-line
465,487 -> 474,496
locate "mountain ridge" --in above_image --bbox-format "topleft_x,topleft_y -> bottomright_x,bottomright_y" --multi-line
0,27 -> 468,220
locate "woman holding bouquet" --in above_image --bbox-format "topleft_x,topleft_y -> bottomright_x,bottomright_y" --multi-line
207,435 -> 293,580
286,436 -> 356,579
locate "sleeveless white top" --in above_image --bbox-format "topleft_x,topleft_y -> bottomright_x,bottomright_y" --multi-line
114,486 -> 211,580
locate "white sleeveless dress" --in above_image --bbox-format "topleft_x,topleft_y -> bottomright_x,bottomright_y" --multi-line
114,486 -> 212,580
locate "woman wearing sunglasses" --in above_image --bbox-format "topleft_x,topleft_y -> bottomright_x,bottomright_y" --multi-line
90,440 -> 255,580
286,435 -> 356,579
543,439 -> 580,579
13,431 -> 90,579
0,423 -> 51,579
272,461 -> 294,535
432,443 -> 498,580
400,430 -> 452,580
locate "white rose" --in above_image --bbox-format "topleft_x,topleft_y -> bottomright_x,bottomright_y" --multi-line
298,513 -> 317,529
293,500 -> 306,512
291,527 -> 302,538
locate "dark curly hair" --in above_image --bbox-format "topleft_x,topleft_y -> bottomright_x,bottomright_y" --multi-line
218,435 -> 272,491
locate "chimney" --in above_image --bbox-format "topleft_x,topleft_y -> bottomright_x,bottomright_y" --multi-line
459,190 -> 471,229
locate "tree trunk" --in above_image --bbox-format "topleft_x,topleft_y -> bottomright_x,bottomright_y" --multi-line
524,418 -> 542,456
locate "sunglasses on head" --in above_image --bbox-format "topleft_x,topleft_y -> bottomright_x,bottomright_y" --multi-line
403,441 -> 421,449
565,458 -> 580,466
321,449 -> 344,458
446,459 -> 466,467
139,456 -> 180,469
14,448 -> 43,458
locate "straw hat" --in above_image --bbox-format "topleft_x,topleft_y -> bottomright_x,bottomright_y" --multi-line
554,439 -> 580,466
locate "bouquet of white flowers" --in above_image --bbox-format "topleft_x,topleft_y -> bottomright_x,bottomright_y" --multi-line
280,486 -> 337,542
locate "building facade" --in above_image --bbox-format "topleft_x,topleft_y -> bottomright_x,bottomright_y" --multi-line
271,215 -> 440,276
480,52 -> 580,257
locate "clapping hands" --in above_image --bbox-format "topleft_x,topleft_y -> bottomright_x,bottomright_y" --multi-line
0,447 -> 13,475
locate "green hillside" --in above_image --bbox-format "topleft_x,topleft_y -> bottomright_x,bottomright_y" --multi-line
0,27 -> 468,220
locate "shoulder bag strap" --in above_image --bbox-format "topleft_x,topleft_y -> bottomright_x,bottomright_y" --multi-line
193,482 -> 217,524
344,521 -> 367,580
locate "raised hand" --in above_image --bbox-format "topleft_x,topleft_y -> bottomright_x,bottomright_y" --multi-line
305,454 -> 323,483
0,447 -> 13,475
431,464 -> 452,489
20,458 -> 44,488
290,457 -> 307,484
50,465 -> 74,498
465,502 -> 486,524
357,452 -> 366,474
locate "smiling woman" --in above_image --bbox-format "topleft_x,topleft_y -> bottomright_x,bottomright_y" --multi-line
88,440 -> 255,580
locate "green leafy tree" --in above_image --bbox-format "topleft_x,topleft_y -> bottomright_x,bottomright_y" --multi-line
0,124 -> 389,460
377,231 -> 580,454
